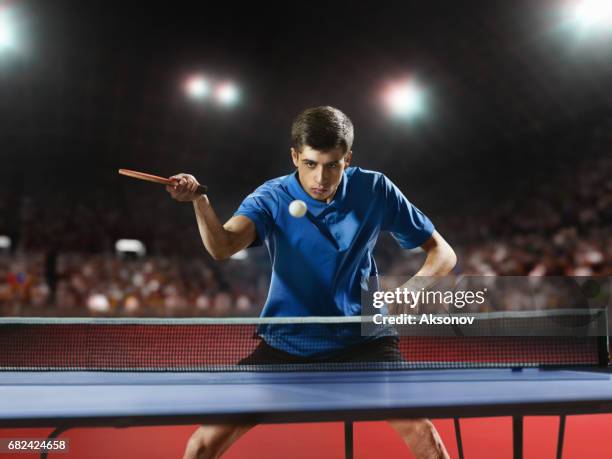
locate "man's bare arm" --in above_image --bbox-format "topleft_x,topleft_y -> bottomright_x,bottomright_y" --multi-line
166,173 -> 257,260
416,230 -> 456,276
402,230 -> 457,291
192,195 -> 256,260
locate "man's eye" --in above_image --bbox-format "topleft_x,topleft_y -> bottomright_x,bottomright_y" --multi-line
328,163 -> 338,169
305,163 -> 316,169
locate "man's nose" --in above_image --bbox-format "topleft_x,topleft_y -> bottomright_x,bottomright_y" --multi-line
314,167 -> 328,184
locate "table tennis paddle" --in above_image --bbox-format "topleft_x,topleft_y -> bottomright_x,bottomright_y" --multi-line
118,169 -> 208,194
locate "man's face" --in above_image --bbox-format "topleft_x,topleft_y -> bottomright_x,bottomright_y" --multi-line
291,145 -> 352,203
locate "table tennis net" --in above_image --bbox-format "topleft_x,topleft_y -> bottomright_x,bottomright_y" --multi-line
0,310 -> 608,371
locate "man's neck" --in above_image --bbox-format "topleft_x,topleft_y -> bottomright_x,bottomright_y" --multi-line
296,172 -> 336,203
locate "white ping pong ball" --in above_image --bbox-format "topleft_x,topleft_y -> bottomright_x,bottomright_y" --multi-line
288,200 -> 307,218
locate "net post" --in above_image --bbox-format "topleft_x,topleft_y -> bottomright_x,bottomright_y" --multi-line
597,308 -> 610,367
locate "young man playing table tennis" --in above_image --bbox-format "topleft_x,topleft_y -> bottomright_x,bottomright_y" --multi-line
168,106 -> 456,459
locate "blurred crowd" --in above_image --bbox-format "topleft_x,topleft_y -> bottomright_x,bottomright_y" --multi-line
384,154 -> 612,279
0,252 -> 268,317
0,150 -> 610,317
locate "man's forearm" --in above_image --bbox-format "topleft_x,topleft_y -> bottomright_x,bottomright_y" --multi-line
404,234 -> 457,291
413,246 -> 456,280
391,239 -> 456,314
192,195 -> 233,260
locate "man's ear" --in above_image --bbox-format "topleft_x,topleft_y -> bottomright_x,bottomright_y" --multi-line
291,148 -> 300,168
344,150 -> 353,167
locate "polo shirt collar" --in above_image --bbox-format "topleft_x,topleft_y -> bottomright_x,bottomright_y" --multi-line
287,170 -> 348,217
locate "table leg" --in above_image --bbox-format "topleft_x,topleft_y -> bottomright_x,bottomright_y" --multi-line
513,416 -> 523,459
344,421 -> 353,459
41,426 -> 70,459
453,418 -> 465,459
556,415 -> 566,459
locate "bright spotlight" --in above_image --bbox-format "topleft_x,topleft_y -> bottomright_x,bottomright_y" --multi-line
185,75 -> 210,99
115,239 -> 146,257
0,10 -> 16,51
216,82 -> 239,106
383,79 -> 426,119
0,235 -> 11,250
562,0 -> 612,39
573,0 -> 612,30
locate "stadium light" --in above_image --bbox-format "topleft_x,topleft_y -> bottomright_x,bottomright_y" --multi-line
0,9 -> 16,52
559,0 -> 612,41
383,79 -> 426,120
115,239 -> 146,257
572,0 -> 612,30
0,235 -> 11,250
183,75 -> 241,108
185,75 -> 211,99
215,82 -> 240,107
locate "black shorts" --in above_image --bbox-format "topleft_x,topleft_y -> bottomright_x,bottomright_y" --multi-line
239,336 -> 402,365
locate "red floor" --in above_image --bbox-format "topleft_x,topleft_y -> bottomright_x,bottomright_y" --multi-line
2,415 -> 612,458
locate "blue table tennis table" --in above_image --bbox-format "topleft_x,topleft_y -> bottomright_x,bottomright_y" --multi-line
2,368 -> 612,459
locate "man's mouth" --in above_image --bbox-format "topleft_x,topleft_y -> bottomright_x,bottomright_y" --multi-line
311,187 -> 328,195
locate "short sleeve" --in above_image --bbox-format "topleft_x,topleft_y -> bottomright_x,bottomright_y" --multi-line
233,183 -> 278,247
380,174 -> 434,249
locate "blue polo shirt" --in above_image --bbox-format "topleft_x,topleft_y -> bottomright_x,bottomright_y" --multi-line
234,167 -> 434,356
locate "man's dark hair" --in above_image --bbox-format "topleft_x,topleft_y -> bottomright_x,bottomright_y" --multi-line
291,106 -> 354,154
